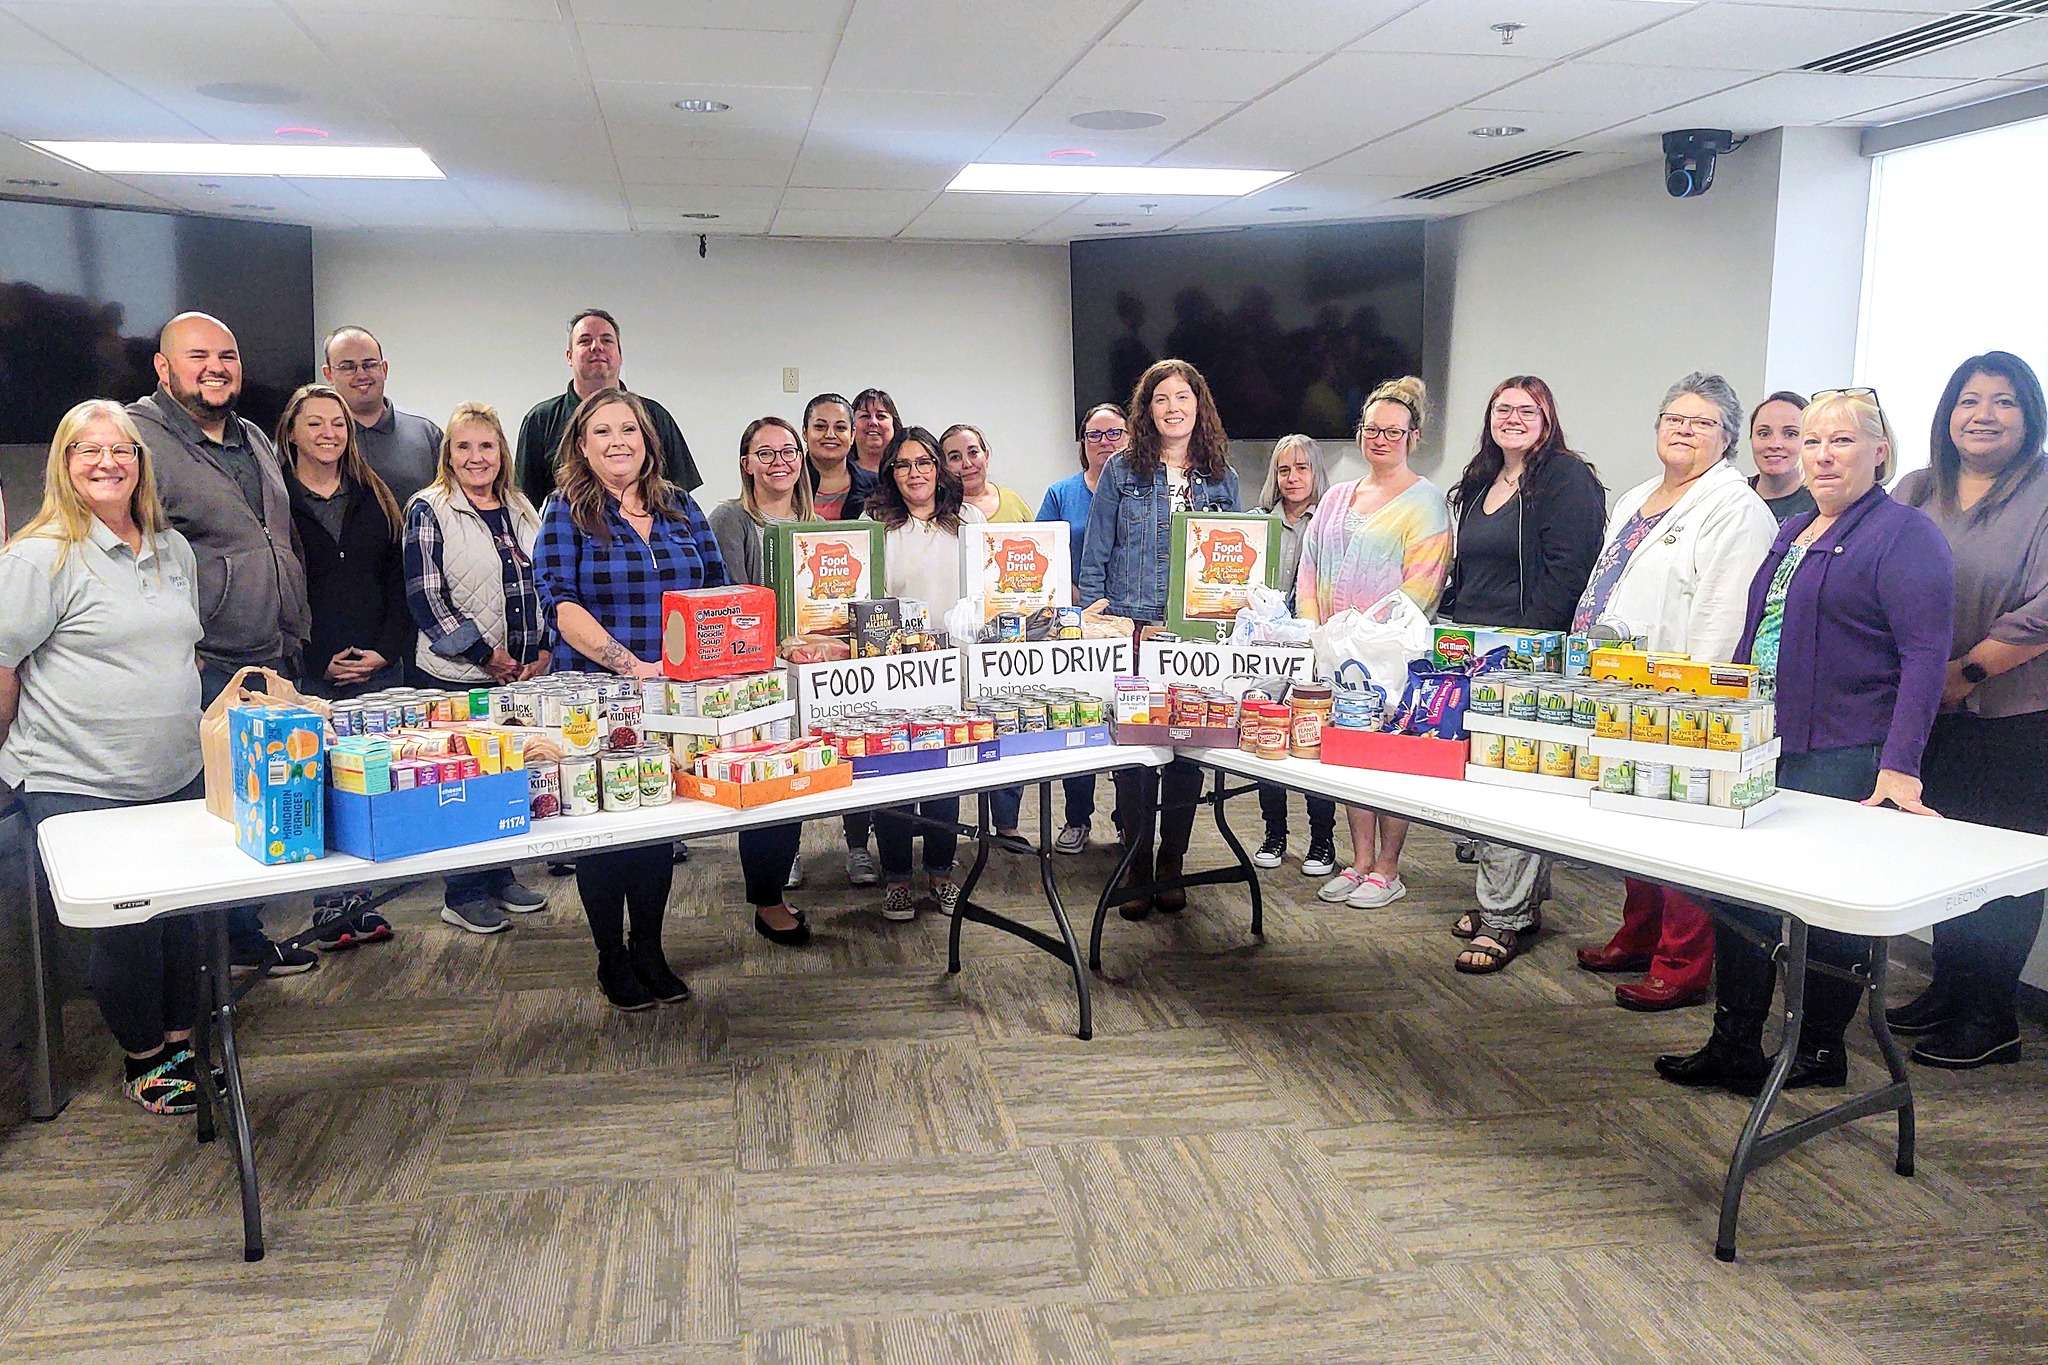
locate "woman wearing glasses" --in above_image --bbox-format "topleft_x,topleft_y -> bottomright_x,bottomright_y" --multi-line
1037,403 -> 1127,853
709,418 -> 816,945
0,402 -> 207,1114
1889,353 -> 2048,1069
1659,388 -> 1950,1093
1574,372 -> 1776,1003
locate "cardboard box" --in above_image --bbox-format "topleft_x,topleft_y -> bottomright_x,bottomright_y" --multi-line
959,522 -> 1071,622
994,724 -> 1111,758
1429,625 -> 1564,672
1586,645 -> 1763,699
661,584 -> 778,681
849,598 -> 903,658
327,769 -> 531,860
851,740 -> 998,780
764,520 -> 886,638
1589,789 -> 1782,827
679,757 -> 853,809
229,705 -> 326,864
1166,511 -> 1282,643
1107,719 -> 1243,749
1321,727 -> 1468,780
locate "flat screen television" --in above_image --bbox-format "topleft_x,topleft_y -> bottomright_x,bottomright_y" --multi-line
0,197 -> 315,446
1069,220 -> 1425,443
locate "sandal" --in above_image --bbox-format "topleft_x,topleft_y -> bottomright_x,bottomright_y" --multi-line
1455,926 -> 1523,975
1453,908 -> 1539,940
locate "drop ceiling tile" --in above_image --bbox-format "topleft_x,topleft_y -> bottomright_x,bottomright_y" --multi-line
1042,44 -> 1322,105
1648,69 -> 1976,130
280,175 -> 493,227
0,66 -> 195,139
916,192 -> 1088,220
1177,174 -> 1405,228
1357,0 -> 1685,62
1468,60 -> 1754,116
1839,76 -> 2038,125
808,88 -> 1028,139
1103,0 -> 1416,53
776,185 -> 933,215
628,203 -> 776,233
826,0 -> 1131,96
1006,93 -> 1241,140
414,116 -> 623,184
607,121 -> 808,166
1584,2 -> 1948,72
569,0 -> 851,29
293,0 -> 562,16
623,182 -> 784,211
787,145 -> 975,192
577,25 -> 839,86
610,149 -> 799,187
0,8 -> 82,63
1859,17 -> 2048,80
461,176 -> 630,230
594,81 -> 816,135
769,205 -> 922,237
298,15 -> 596,122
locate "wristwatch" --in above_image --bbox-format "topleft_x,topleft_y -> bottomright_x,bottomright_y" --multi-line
1961,660 -> 1989,685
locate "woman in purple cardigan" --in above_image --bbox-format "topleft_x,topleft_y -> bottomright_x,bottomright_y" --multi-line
1656,389 -> 1953,1095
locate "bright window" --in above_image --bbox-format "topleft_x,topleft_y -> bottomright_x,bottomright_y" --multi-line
1857,116 -> 2048,482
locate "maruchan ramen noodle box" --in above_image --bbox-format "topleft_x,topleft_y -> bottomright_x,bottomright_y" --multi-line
662,584 -> 778,680
764,520 -> 886,638
959,522 -> 1071,623
1166,511 -> 1282,643
230,705 -> 326,864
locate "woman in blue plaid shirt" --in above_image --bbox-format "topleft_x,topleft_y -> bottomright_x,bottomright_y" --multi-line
534,388 -> 727,1012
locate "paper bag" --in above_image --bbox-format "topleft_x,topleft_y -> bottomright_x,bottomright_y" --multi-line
201,666 -> 319,821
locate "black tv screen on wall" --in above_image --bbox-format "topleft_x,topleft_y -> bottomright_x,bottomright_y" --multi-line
1069,219 -> 1425,443
0,197 -> 315,445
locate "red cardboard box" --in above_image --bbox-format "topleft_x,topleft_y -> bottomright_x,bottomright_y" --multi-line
1320,728 -> 1468,780
662,585 -> 778,680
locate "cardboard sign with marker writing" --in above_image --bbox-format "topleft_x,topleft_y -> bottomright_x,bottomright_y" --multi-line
793,649 -> 964,729
965,638 -> 1135,700
1139,637 -> 1320,698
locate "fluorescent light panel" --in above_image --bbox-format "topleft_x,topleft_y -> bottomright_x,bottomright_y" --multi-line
946,163 -> 1288,196
29,141 -> 444,179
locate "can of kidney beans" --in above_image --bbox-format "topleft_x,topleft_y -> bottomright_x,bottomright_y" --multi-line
527,760 -> 562,820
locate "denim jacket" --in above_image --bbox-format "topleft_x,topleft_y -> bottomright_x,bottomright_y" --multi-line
1077,452 -> 1241,623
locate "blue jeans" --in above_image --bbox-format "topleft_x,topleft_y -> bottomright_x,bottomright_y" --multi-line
990,786 -> 1023,832
1063,774 -> 1096,829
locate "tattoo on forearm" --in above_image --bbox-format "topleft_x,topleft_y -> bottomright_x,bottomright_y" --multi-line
598,640 -> 635,673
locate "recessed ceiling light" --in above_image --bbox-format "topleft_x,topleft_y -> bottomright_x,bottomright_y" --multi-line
29,141 -> 444,178
196,81 -> 298,106
1070,109 -> 1167,131
274,125 -> 329,139
672,98 -> 731,114
948,163 -> 1288,196
1470,124 -> 1527,138
677,212 -> 720,219
1047,147 -> 1096,160
1267,205 -> 1310,212
4,176 -> 61,188
1093,221 -> 1132,227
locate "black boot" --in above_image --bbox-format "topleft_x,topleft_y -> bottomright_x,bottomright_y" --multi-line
1153,768 -> 1199,916
1117,845 -> 1155,922
597,946 -> 656,1012
1656,918 -> 1772,1092
1886,982 -> 1958,1036
628,936 -> 690,1004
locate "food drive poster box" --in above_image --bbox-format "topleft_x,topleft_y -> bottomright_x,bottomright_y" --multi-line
1167,511 -> 1281,643
765,521 -> 885,638
960,522 -> 1069,621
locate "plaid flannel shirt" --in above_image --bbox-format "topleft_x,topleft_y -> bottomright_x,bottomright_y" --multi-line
403,497 -> 548,668
533,490 -> 727,672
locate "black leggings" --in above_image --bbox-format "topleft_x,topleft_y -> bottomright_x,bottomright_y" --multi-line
739,823 -> 801,907
573,844 -> 674,952
23,776 -> 206,1055
876,798 -> 960,882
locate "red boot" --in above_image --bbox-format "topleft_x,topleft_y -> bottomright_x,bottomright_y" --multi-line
1578,877 -> 1663,973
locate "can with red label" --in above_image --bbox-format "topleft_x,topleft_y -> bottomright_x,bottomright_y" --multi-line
607,694 -> 644,752
528,760 -> 562,820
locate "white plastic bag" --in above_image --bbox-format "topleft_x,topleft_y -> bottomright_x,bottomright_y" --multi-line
1230,584 -> 1312,646
943,596 -> 983,647
1310,589 -> 1433,690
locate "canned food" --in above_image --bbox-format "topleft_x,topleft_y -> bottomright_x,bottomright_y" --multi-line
970,716 -> 996,743
1572,688 -> 1600,730
1633,759 -> 1671,800
607,695 -> 644,752
363,706 -> 390,735
538,691 -> 565,728
1669,698 -> 1710,749
331,703 -> 362,737
431,695 -> 457,724
1468,674 -> 1504,716
1047,697 -> 1076,730
560,700 -> 600,755
1075,695 -> 1103,726
1540,739 -> 1577,779
1671,765 -> 1711,805
1574,747 -> 1601,783
910,721 -> 946,750
637,743 -> 673,805
1537,683 -> 1575,728
639,678 -> 670,717
943,717 -> 972,747
1708,702 -> 1758,752
528,760 -> 562,820
1206,697 -> 1236,729
402,699 -> 428,729
1631,697 -> 1670,745
1471,731 -> 1505,768
839,728 -> 867,758
1505,678 -> 1540,721
1594,693 -> 1632,740
600,752 -> 641,810
1503,734 -> 1539,774
467,687 -> 491,721
1599,757 -> 1636,794
989,705 -> 1019,736
1020,700 -> 1049,733
561,755 -> 599,815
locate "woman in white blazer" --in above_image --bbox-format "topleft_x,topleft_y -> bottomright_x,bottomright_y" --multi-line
1573,372 -> 1777,1009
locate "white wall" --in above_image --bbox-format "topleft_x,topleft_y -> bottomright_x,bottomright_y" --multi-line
312,231 -> 1076,511
1762,127 -> 1871,404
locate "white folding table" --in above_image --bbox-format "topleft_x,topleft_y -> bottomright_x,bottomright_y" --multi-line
30,742 -> 1173,1261
1094,745 -> 2048,1263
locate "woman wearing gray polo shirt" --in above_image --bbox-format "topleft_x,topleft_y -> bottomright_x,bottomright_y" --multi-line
0,400 -> 207,1115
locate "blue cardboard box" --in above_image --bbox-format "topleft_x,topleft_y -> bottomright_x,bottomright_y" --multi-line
229,705 -> 326,865
994,724 -> 1110,759
850,740 -> 998,781
328,769 -> 530,861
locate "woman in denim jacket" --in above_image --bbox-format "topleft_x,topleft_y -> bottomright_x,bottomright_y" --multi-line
1079,359 -> 1241,919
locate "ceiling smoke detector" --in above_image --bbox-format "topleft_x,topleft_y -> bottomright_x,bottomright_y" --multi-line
672,98 -> 731,114
1470,124 -> 1527,138
1069,109 -> 1167,131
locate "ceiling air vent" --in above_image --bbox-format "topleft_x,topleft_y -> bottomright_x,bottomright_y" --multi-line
1801,0 -> 2048,75
1399,148 -> 1580,201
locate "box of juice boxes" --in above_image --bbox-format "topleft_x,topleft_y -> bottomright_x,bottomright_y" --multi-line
229,705 -> 326,864
661,584 -> 778,680
764,520 -> 886,638
1429,625 -> 1565,673
1165,511 -> 1282,643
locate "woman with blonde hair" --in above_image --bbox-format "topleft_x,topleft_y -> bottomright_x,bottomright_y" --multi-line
0,400 -> 208,1113
1298,379 -> 1452,909
1253,433 -> 1338,876
402,400 -> 551,935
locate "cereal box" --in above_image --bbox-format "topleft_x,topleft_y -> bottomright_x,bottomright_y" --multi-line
229,704 -> 326,864
764,520 -> 886,637
661,584 -> 778,680
1166,511 -> 1282,643
959,522 -> 1070,622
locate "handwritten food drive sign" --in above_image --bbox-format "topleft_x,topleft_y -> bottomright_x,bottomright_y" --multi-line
794,650 -> 964,728
965,639 -> 1136,700
1138,637 -> 1320,698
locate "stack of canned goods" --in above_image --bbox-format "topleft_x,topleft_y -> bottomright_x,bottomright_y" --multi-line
971,686 -> 1105,735
1467,671 -> 1605,781
1165,684 -> 1239,730
808,705 -> 996,760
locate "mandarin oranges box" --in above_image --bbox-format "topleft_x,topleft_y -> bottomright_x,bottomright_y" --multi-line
228,705 -> 326,864
661,584 -> 778,680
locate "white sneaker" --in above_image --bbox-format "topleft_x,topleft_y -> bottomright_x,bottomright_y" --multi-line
1318,868 -> 1369,903
1346,873 -> 1408,909
1300,840 -> 1340,878
846,846 -> 880,886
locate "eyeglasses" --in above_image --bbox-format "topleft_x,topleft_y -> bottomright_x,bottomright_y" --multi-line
66,442 -> 141,463
895,457 -> 939,475
1492,403 -> 1540,422
1358,425 -> 1411,442
1083,428 -> 1128,444
1811,385 -> 1880,404
750,446 -> 802,466
329,359 -> 386,376
1658,413 -> 1724,434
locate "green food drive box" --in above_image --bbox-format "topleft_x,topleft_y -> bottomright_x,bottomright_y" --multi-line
1166,510 -> 1283,643
763,520 -> 887,638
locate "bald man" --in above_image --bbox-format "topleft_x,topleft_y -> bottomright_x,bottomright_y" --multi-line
128,312 -> 315,974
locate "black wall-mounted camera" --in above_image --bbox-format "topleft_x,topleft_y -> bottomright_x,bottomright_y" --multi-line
1663,129 -> 1738,198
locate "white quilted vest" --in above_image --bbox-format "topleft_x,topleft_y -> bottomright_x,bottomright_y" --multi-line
408,484 -> 540,684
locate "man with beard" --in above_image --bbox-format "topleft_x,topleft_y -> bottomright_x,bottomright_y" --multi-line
128,311 -> 317,977
514,308 -> 700,509
321,324 -> 442,502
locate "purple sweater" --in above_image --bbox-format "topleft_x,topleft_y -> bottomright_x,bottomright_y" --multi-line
1734,485 -> 1953,777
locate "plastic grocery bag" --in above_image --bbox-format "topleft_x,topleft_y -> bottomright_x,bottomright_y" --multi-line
1230,584 -> 1312,647
1310,589 -> 1433,691
200,666 -> 320,822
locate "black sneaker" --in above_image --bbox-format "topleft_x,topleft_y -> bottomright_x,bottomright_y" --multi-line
1885,985 -> 1957,1037
672,842 -> 690,864
597,946 -> 656,1012
1301,838 -> 1339,878
1252,834 -> 1286,869
230,938 -> 318,978
1911,1016 -> 2022,1070
627,937 -> 690,1003
546,861 -> 576,878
